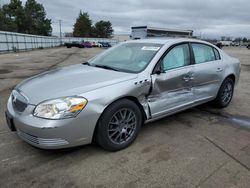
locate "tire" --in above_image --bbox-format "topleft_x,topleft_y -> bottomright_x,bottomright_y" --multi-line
214,78 -> 234,108
96,99 -> 142,151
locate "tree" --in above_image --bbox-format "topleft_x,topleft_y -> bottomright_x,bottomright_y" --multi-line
234,37 -> 242,42
93,20 -> 113,38
0,0 -> 52,35
0,7 -> 7,31
0,0 -> 25,32
242,37 -> 248,43
24,0 -> 52,36
0,0 -> 52,36
73,11 -> 92,37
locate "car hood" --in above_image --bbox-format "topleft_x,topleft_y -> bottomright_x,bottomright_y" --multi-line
16,64 -> 137,105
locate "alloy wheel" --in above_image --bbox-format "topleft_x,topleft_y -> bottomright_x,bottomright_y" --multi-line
108,108 -> 137,145
221,82 -> 233,104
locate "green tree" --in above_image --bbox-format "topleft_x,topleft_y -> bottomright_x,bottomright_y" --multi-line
73,11 -> 92,37
0,0 -> 52,35
0,0 -> 25,32
234,37 -> 242,42
242,37 -> 248,43
0,7 -> 7,31
93,20 -> 113,38
24,0 -> 52,36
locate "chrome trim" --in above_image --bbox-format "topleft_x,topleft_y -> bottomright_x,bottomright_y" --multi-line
17,129 -> 69,147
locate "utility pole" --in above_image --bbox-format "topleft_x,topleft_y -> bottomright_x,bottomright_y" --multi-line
59,19 -> 62,45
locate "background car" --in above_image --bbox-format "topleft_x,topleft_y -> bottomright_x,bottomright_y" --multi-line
6,38 -> 240,151
90,42 -> 97,47
83,41 -> 93,48
96,42 -> 103,47
98,42 -> 111,48
247,44 -> 250,49
65,40 -> 85,48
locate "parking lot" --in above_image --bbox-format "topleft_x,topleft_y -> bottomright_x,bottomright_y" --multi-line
0,46 -> 250,187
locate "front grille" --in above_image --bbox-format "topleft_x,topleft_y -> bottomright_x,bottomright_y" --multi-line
12,90 -> 28,112
17,130 -> 69,147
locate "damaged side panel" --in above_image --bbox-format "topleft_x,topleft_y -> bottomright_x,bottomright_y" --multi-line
147,67 -> 194,118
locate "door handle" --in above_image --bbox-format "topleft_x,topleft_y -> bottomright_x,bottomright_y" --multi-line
188,73 -> 194,80
183,73 -> 194,82
182,76 -> 190,82
216,68 -> 223,72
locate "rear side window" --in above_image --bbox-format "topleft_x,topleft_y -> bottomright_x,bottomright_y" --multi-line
162,44 -> 190,71
191,43 -> 216,64
213,48 -> 221,60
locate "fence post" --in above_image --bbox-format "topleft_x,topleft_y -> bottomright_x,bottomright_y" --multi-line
16,33 -> 19,51
11,33 -> 14,52
5,32 -> 9,52
24,35 -> 27,51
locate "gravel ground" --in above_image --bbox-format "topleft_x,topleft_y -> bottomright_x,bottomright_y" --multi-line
0,46 -> 250,188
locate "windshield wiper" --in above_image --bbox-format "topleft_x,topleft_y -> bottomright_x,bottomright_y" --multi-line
93,64 -> 120,72
82,61 -> 91,66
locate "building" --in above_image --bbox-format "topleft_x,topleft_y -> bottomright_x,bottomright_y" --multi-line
131,26 -> 193,40
112,34 -> 130,42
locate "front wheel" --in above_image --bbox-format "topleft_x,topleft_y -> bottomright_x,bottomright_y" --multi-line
214,78 -> 234,108
96,99 -> 142,151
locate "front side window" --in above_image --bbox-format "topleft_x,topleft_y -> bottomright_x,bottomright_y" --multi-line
192,43 -> 216,64
162,44 -> 190,71
89,43 -> 162,73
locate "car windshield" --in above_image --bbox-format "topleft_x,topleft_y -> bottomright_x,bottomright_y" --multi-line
89,43 -> 162,73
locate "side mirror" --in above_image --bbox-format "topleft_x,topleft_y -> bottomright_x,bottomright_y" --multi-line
155,65 -> 165,75
153,61 -> 164,75
155,69 -> 162,75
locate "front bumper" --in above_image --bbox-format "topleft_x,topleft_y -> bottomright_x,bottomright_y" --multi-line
6,95 -> 99,149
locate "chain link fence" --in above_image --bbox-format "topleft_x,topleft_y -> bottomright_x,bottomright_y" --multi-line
0,31 -> 118,53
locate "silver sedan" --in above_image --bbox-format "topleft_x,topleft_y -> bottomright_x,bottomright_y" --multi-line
5,38 -> 240,151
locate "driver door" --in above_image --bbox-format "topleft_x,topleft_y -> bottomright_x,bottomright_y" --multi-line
148,43 -> 194,118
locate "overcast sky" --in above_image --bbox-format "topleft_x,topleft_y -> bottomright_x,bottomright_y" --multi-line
1,0 -> 250,38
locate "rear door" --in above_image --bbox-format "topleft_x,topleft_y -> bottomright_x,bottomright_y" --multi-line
190,43 -> 224,102
148,43 -> 194,118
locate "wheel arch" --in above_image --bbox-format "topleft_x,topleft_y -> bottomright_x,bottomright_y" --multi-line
226,74 -> 236,83
92,96 -> 147,142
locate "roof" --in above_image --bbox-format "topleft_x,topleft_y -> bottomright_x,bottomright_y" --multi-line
131,26 -> 193,33
126,38 -> 214,46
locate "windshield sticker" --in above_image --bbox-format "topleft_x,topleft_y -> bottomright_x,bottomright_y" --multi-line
141,46 -> 160,51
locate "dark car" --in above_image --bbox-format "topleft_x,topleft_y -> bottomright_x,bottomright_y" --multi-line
65,41 -> 84,48
247,44 -> 250,49
98,42 -> 111,48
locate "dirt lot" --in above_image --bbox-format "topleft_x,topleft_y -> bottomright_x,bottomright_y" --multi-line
0,46 -> 250,187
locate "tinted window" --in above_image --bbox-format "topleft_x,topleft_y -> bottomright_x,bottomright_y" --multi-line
192,43 -> 216,64
162,44 -> 190,71
213,48 -> 220,60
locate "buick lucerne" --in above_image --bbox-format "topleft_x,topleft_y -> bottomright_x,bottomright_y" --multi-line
6,38 -> 240,151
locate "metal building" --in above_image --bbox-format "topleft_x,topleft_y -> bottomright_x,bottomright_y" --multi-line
131,26 -> 193,40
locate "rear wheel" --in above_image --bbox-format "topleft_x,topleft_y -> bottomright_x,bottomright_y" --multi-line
214,78 -> 234,108
96,99 -> 142,151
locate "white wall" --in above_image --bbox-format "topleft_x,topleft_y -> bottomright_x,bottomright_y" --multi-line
0,31 -> 118,53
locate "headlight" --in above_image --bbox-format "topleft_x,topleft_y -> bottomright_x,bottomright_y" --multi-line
33,97 -> 88,119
